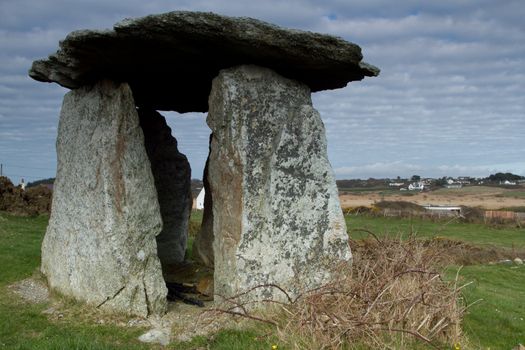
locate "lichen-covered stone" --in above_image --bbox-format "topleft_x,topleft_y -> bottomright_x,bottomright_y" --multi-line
41,80 -> 167,316
207,65 -> 351,301
138,109 -> 192,268
29,11 -> 378,112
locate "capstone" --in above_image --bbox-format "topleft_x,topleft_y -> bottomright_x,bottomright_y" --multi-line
29,11 -> 378,112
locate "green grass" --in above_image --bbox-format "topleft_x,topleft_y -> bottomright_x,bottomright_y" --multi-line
499,206 -> 525,213
348,215 -> 525,348
346,215 -> 525,249
0,214 -> 48,286
502,190 -> 525,199
189,209 -> 203,226
2,211 -> 524,349
0,212 -> 276,350
447,264 -> 525,349
432,186 -> 502,195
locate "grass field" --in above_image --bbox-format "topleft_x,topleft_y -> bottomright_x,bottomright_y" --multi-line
0,213 -> 276,350
1,211 -> 524,349
447,265 -> 525,349
346,214 -> 525,249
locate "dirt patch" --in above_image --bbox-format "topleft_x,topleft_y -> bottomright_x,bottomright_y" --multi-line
340,187 -> 525,210
34,285 -> 249,345
8,278 -> 50,304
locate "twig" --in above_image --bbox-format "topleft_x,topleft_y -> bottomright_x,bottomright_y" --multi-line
208,307 -> 277,326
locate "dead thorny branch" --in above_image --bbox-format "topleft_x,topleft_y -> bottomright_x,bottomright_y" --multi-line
207,233 -> 469,349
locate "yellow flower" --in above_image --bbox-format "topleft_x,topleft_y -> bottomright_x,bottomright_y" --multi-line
454,343 -> 461,350
272,345 -> 278,350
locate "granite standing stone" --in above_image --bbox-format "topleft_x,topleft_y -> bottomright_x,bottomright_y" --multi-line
207,65 -> 351,301
138,109 -> 192,268
41,80 -> 167,316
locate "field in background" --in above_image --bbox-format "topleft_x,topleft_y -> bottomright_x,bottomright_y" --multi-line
340,185 -> 525,210
1,211 -> 524,349
346,215 -> 525,249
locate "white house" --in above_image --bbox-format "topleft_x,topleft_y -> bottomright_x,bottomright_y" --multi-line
195,188 -> 205,209
502,180 -> 517,186
408,182 -> 424,191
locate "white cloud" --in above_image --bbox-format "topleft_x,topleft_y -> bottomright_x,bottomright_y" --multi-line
0,0 -> 523,180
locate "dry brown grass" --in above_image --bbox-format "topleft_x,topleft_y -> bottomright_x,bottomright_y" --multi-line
211,234 -> 469,349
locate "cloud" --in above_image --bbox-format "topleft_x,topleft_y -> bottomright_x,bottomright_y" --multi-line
0,0 -> 523,181
334,161 -> 525,179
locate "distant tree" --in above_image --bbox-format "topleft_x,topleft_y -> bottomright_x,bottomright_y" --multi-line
26,177 -> 55,188
411,175 -> 421,182
435,177 -> 447,186
487,172 -> 524,182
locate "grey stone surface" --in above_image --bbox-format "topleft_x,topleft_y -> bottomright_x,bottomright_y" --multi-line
192,137 -> 215,267
138,108 -> 191,268
41,80 -> 167,316
29,11 -> 378,112
207,65 -> 351,301
138,329 -> 170,346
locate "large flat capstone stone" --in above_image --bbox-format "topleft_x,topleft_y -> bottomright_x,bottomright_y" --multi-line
207,65 -> 351,301
29,11 -> 378,112
41,80 -> 167,316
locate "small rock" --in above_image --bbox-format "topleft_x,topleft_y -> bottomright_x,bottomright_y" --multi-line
514,257 -> 523,265
498,259 -> 513,265
127,318 -> 148,327
196,275 -> 214,297
138,329 -> 170,346
9,278 -> 49,304
41,307 -> 56,315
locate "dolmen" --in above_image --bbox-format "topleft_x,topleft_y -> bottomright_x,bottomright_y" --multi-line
30,11 -> 379,316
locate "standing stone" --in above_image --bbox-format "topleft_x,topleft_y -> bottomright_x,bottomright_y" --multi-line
192,135 -> 215,267
138,108 -> 192,268
207,65 -> 351,301
41,80 -> 167,316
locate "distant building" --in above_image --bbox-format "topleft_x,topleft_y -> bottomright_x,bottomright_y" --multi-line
423,205 -> 462,216
501,180 -> 517,186
389,182 -> 405,187
194,188 -> 205,209
457,176 -> 472,184
408,182 -> 424,191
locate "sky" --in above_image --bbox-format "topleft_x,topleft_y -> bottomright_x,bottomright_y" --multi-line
0,0 -> 523,183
